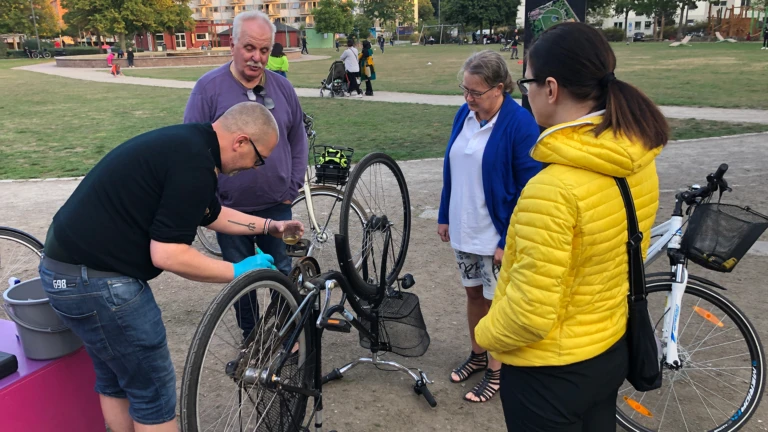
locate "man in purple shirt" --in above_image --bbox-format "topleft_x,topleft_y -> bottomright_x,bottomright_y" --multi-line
184,11 -> 308,337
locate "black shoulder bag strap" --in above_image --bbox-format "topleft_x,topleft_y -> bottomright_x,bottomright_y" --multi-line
615,178 -> 646,300
615,177 -> 663,391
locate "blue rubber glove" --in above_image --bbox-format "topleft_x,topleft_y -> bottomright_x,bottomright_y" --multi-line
232,253 -> 276,278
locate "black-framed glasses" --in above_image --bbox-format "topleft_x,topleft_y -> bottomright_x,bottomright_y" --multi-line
516,78 -> 540,96
246,85 -> 275,110
249,138 -> 266,168
458,84 -> 497,99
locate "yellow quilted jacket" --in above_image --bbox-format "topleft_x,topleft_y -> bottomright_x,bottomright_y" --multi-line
475,115 -> 662,367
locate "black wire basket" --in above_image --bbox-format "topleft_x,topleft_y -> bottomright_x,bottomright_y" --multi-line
312,145 -> 354,187
681,203 -> 768,272
358,291 -> 431,358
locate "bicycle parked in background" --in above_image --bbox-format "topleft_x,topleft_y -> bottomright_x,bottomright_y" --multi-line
616,164 -> 768,432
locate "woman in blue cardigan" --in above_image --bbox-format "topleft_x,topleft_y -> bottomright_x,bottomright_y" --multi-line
438,50 -> 541,403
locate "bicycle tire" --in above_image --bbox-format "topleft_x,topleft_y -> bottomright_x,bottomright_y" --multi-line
180,270 -> 313,432
196,226 -> 222,256
43,52 -> 51,58
616,280 -> 765,432
291,186 -> 366,274
0,227 -> 44,283
338,152 -> 411,300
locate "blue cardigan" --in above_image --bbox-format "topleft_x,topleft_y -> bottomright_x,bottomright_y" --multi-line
438,94 -> 541,249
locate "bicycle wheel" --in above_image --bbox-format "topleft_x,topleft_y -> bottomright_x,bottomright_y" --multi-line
43,52 -> 51,58
197,226 -> 222,256
180,270 -> 314,432
339,153 -> 411,299
291,186 -> 366,274
0,227 -> 44,285
616,280 -> 765,432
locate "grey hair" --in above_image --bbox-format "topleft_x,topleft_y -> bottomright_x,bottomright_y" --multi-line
232,11 -> 276,45
217,102 -> 279,144
458,50 -> 516,94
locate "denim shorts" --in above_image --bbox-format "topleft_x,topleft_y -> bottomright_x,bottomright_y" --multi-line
39,259 -> 176,426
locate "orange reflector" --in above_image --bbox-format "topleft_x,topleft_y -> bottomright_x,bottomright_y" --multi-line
623,396 -> 653,418
694,306 -> 724,327
327,319 -> 340,325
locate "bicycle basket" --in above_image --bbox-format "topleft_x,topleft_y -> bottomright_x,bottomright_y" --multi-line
358,291 -> 431,357
681,203 -> 768,272
312,145 -> 354,186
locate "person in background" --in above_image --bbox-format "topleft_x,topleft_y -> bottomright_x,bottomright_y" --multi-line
390,36 -> 394,46
111,62 -> 122,77
301,36 -> 309,54
127,48 -> 135,68
763,23 -> 768,49
475,22 -> 668,431
341,38 -> 362,97
335,38 -> 340,52
510,29 -> 520,60
378,35 -> 385,53
106,51 -> 114,68
183,11 -> 309,340
266,42 -> 289,77
438,50 -> 541,404
359,40 -> 376,96
118,48 -> 124,59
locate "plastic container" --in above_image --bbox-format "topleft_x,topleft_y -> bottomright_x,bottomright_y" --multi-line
2,278 -> 83,360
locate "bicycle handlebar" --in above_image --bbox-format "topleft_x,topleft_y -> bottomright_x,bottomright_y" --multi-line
677,163 -> 730,207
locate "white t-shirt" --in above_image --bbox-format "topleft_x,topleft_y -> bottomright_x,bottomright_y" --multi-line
448,110 -> 501,256
340,47 -> 359,72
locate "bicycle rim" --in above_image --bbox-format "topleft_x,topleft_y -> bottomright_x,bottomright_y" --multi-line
197,226 -> 222,256
181,271 -> 311,432
617,281 -> 765,432
291,188 -> 366,274
0,228 -> 43,284
339,153 -> 411,299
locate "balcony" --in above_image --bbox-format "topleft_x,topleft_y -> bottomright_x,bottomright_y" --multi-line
263,0 -> 280,3
200,9 -> 213,18
199,0 -> 211,5
230,0 -> 245,4
268,9 -> 281,16
299,8 -> 311,14
234,5 -> 246,14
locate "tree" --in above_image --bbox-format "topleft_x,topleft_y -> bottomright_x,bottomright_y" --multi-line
363,0 -> 415,26
353,13 -> 374,39
443,0 -> 518,33
312,0 -> 355,35
614,0 -> 638,40
419,0 -> 436,21
634,0 -> 677,39
62,0 -> 193,51
0,0 -> 59,36
442,0 -> 482,30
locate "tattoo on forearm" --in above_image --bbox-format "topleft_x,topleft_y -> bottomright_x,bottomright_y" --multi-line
228,220 -> 256,232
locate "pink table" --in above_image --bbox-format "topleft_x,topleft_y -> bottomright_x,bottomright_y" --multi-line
0,319 -> 105,432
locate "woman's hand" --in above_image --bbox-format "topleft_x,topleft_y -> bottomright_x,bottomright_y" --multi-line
493,247 -> 504,266
437,224 -> 450,242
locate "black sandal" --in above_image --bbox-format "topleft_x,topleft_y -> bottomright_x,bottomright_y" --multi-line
463,368 -> 501,403
450,350 -> 488,383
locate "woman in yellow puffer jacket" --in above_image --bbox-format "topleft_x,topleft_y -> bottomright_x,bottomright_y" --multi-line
474,22 -> 669,431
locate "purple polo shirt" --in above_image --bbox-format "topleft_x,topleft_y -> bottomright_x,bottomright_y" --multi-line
183,62 -> 308,212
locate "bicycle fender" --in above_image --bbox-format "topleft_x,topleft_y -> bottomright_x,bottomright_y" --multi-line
645,272 -> 727,290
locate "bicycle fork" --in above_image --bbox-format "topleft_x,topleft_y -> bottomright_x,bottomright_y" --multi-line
661,264 -> 687,369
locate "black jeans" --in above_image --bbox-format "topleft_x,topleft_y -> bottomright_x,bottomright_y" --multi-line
346,71 -> 361,94
500,337 -> 628,432
364,79 -> 373,95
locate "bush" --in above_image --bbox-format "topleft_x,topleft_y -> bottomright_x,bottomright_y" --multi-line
601,27 -> 625,42
662,25 -> 677,40
22,39 -> 54,50
0,44 -> 6,58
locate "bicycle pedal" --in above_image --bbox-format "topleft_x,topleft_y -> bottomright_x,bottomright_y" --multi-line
319,317 -> 351,333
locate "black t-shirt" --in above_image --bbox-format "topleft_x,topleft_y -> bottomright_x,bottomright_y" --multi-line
127,51 -> 134,60
45,123 -> 222,281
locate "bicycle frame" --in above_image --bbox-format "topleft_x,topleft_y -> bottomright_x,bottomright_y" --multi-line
646,210 -> 690,369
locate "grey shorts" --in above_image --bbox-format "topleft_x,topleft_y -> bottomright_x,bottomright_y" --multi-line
453,249 -> 499,300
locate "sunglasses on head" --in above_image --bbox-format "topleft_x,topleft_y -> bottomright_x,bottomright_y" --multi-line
246,85 -> 275,110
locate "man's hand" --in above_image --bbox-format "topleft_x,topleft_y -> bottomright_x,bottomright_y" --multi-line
437,224 -> 450,242
268,220 -> 304,239
493,247 -> 504,266
282,200 -> 292,205
233,253 -> 276,278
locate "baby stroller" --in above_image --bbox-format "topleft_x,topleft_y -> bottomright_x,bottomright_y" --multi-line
319,60 -> 348,97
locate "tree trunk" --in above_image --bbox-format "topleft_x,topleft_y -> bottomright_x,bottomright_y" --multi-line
96,31 -> 102,51
677,2 -> 686,39
652,14 -> 658,40
624,10 -> 630,41
119,33 -> 127,51
660,14 -> 666,40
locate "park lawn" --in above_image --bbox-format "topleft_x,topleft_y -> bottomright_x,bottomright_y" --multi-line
122,42 -> 768,109
1,58 -> 767,179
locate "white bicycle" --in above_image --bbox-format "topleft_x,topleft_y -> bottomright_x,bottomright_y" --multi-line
616,164 -> 768,431
197,113 -> 366,274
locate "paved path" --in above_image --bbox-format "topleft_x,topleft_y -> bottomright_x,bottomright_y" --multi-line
16,62 -> 768,124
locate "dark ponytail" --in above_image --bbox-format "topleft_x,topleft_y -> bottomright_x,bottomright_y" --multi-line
528,22 -> 669,150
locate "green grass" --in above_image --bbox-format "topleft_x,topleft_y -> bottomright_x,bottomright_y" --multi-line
122,42 -> 768,109
1,58 -> 767,179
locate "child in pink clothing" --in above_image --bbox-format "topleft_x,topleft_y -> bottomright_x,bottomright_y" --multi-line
106,52 -> 114,67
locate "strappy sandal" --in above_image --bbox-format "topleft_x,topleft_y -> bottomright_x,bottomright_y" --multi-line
450,350 -> 488,383
463,368 -> 501,403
